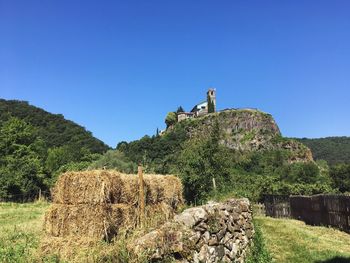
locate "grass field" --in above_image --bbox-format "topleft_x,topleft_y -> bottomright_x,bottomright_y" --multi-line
256,216 -> 350,263
1,202 -> 350,263
0,201 -> 50,263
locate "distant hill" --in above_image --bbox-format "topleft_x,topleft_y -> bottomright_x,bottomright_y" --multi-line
0,99 -> 109,153
297,137 -> 350,165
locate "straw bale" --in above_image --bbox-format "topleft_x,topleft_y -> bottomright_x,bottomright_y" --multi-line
141,174 -> 183,208
41,170 -> 184,260
117,173 -> 140,205
40,236 -> 99,261
159,175 -> 184,208
110,203 -> 137,231
52,170 -> 123,204
52,170 -> 183,209
145,202 -> 174,222
44,203 -> 134,239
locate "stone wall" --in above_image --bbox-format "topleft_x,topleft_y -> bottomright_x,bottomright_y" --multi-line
133,198 -> 254,263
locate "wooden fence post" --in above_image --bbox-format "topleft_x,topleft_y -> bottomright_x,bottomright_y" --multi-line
138,165 -> 145,227
212,177 -> 217,191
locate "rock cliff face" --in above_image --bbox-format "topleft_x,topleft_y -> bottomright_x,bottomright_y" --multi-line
175,109 -> 313,163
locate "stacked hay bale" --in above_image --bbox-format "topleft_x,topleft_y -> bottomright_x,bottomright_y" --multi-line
41,170 -> 183,258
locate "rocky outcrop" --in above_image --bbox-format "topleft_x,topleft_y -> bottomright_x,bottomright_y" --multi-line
279,139 -> 314,163
132,198 -> 254,263
176,109 -> 313,162
184,109 -> 280,151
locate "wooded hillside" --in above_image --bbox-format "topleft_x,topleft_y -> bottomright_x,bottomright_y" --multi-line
297,137 -> 350,165
0,99 -> 109,153
0,99 -> 110,200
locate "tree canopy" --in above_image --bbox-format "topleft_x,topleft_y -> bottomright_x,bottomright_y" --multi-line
165,112 -> 177,128
297,137 -> 350,165
0,99 -> 109,153
0,100 -> 110,201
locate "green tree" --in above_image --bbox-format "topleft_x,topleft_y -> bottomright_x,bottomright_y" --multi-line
165,112 -> 177,128
178,121 -> 231,203
330,163 -> 350,192
116,141 -> 129,152
0,117 -> 45,200
45,146 -> 76,174
89,150 -> 137,173
207,94 -> 215,113
0,99 -> 109,154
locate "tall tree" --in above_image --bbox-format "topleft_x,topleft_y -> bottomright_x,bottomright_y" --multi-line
165,112 -> 177,128
207,94 -> 215,113
0,117 -> 45,200
330,163 -> 350,192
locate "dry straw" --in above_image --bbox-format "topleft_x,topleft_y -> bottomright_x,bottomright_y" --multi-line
52,170 -> 183,207
43,203 -> 134,239
41,169 -> 183,261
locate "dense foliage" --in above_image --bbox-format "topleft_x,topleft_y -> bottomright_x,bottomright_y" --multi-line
116,121 -> 336,204
89,150 -> 137,173
0,100 -> 109,200
330,163 -> 350,193
207,93 -> 215,113
177,122 -> 232,201
0,116 -> 104,200
0,99 -> 109,153
297,137 -> 350,165
297,137 -> 350,193
164,112 -> 177,128
0,118 -> 46,200
1,99 -> 348,202
117,122 -> 188,173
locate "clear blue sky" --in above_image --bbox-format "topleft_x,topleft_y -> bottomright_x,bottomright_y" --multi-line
1,1 -> 349,147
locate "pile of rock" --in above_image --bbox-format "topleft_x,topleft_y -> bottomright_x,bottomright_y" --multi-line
133,198 -> 254,263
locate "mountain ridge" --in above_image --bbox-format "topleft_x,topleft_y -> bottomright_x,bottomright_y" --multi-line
296,136 -> 350,165
0,99 -> 110,153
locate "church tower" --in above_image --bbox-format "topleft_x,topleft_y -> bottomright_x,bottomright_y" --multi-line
207,88 -> 216,113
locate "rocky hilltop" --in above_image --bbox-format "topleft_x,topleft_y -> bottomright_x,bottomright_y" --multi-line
172,109 -> 313,163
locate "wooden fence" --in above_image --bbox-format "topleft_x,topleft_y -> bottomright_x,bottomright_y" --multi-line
263,195 -> 291,218
263,194 -> 350,233
290,195 -> 350,233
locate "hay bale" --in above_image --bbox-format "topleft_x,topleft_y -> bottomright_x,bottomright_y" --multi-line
51,170 -> 123,204
144,175 -> 183,209
110,203 -> 137,231
44,203 -> 135,239
145,202 -> 174,223
41,169 -> 184,260
40,236 -> 99,261
160,175 -> 184,208
52,170 -> 183,209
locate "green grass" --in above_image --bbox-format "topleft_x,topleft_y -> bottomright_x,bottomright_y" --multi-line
256,216 -> 350,263
2,202 -> 350,263
246,220 -> 272,263
0,201 -> 50,263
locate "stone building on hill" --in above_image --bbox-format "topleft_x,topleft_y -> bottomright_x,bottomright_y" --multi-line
177,89 -> 216,122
